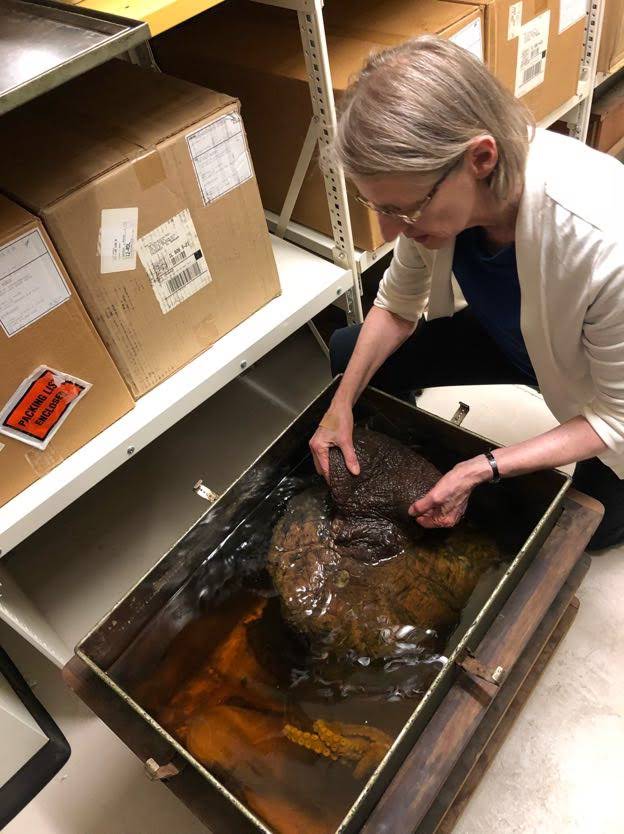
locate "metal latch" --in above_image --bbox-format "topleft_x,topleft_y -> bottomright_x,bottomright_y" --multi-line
456,648 -> 506,688
193,480 -> 219,504
144,757 -> 183,781
451,401 -> 470,427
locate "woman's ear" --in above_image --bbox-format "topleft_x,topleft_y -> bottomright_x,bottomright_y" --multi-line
467,135 -> 499,181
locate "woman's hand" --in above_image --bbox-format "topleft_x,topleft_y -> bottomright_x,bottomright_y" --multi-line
309,405 -> 360,482
408,457 -> 491,528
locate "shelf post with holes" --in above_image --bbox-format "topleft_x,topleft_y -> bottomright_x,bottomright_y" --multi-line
254,0 -> 364,324
566,0 -> 606,140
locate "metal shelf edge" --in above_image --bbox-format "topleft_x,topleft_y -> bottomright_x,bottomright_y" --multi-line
537,94 -> 583,128
0,0 -> 150,115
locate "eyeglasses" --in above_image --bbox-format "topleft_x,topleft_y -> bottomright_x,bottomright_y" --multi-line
354,165 -> 455,225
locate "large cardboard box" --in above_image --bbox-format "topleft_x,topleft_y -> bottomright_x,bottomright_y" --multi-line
0,195 -> 134,508
154,0 -> 484,252
0,61 -> 281,398
598,0 -> 624,74
450,0 -> 586,122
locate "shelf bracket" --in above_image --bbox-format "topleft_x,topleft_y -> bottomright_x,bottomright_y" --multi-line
275,117 -> 318,238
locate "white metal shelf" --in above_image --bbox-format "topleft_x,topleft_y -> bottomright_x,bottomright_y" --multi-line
537,94 -> 584,128
0,235 -> 350,559
265,210 -> 395,273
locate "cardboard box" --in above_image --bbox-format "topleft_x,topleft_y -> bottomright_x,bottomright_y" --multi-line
154,0 -> 484,252
0,195 -> 134,508
453,0 -> 586,121
598,0 -> 624,74
0,61 -> 281,398
588,77 -> 624,155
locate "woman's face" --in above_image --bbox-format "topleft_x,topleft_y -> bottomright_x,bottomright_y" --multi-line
351,136 -> 500,249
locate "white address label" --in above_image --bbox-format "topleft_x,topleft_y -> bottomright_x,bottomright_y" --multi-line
137,209 -> 211,315
0,228 -> 70,337
559,0 -> 587,33
515,10 -> 550,98
508,1 -> 523,39
187,113 -> 253,206
450,17 -> 484,62
100,207 -> 138,274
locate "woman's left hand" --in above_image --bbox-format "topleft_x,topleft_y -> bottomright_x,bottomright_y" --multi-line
408,457 -> 491,529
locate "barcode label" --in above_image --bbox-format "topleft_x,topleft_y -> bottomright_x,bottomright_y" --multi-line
168,260 -> 204,293
170,249 -> 189,268
515,10 -> 550,97
522,61 -> 543,84
137,210 -> 212,314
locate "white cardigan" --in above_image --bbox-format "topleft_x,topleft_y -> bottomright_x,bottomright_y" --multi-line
375,128 -> 624,476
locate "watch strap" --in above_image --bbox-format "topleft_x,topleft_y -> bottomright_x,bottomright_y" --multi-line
485,450 -> 501,483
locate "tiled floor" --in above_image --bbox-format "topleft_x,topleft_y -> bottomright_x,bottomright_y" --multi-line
3,326 -> 623,834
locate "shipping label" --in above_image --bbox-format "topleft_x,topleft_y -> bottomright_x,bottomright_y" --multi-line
186,112 -> 253,205
137,209 -> 211,314
100,207 -> 138,273
449,17 -> 484,62
0,228 -> 70,337
0,367 -> 92,450
515,11 -> 551,97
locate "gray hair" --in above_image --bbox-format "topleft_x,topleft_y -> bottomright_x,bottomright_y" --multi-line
329,36 -> 535,202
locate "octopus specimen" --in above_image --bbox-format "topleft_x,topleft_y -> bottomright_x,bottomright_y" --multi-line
267,428 -> 501,658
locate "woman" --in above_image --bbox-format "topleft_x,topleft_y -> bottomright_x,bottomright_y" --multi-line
309,36 -> 624,549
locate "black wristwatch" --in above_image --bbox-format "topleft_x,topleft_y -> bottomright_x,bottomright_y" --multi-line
484,450 -> 501,484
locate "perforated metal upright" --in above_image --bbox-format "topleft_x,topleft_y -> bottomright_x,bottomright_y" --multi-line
254,0 -> 364,324
566,0 -> 606,140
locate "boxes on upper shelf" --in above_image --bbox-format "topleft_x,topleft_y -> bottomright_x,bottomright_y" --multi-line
325,0 -> 584,121
447,0 -> 586,122
153,0 -> 485,253
597,0 -> 624,75
0,195 -> 134,509
0,60 -> 281,398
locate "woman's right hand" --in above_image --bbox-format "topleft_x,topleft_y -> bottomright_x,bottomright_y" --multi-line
309,405 -> 360,482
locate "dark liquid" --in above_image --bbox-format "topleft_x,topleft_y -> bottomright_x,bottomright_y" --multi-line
120,469 -> 509,834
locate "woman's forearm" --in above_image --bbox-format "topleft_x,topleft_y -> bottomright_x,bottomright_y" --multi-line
463,415 -> 609,485
331,306 -> 416,409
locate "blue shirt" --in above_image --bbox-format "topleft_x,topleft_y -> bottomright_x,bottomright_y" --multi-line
452,226 -> 537,383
